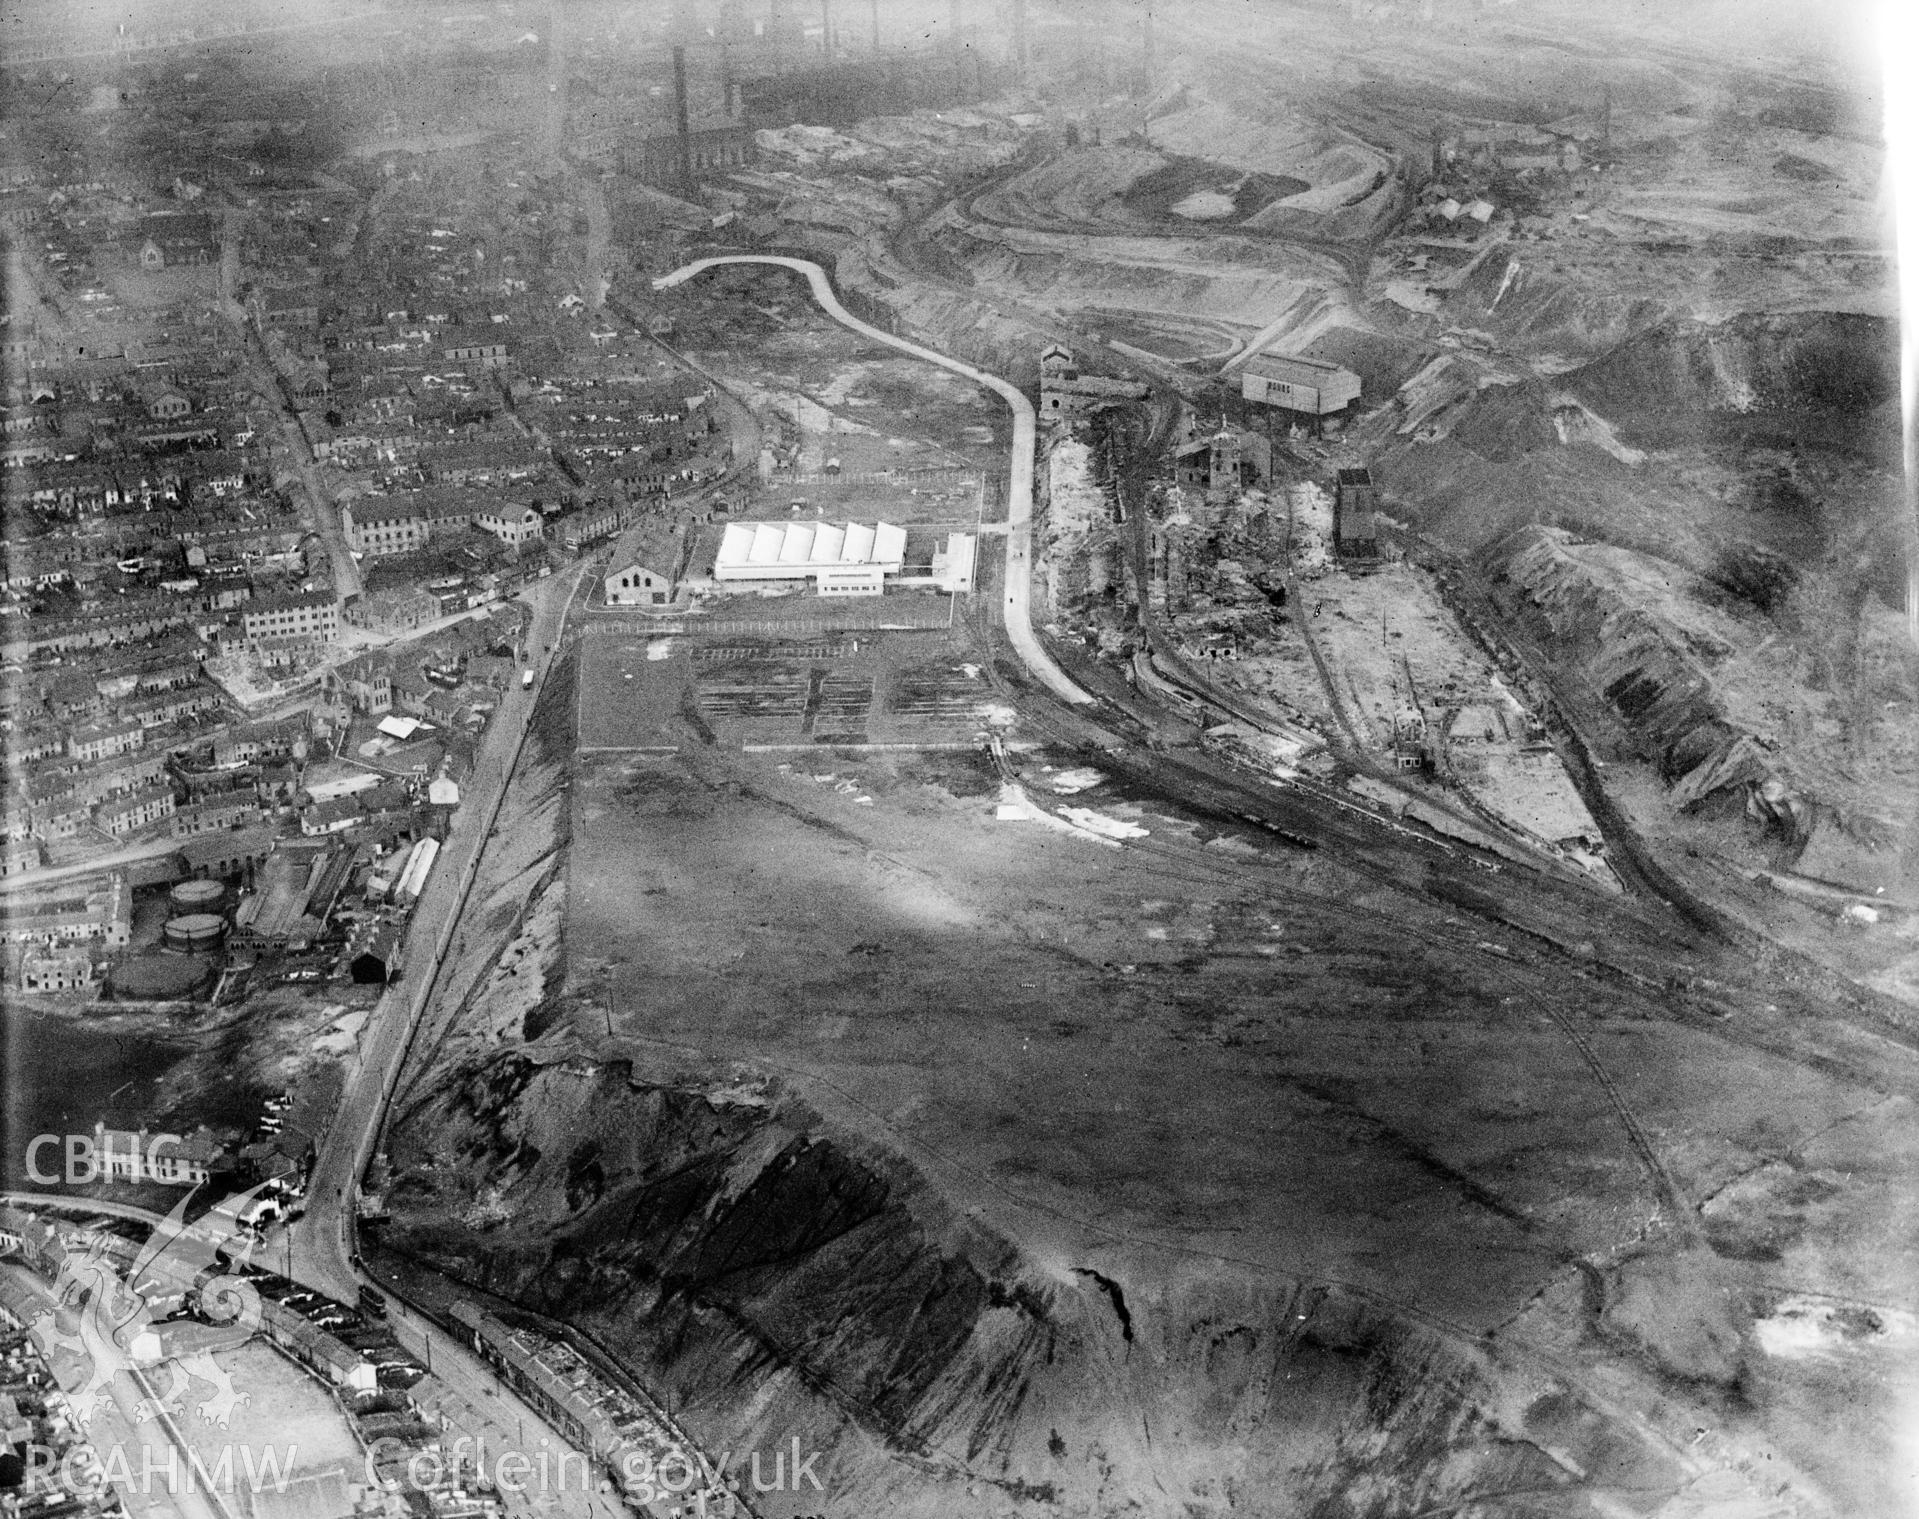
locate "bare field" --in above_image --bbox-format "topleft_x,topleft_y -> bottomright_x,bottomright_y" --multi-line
559,670 -> 1908,1355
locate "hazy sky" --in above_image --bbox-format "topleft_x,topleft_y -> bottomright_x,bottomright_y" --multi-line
0,0 -> 1888,103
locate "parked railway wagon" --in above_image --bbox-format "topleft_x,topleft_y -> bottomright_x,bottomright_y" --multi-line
446,1302 -> 732,1511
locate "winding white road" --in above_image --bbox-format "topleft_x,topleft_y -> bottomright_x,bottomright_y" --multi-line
652,256 -> 1094,706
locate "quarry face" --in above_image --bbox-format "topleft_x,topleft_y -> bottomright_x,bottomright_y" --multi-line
257,4 -> 1914,1519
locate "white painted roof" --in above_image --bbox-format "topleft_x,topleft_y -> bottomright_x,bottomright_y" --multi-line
778,523 -> 816,564
718,523 -> 755,563
750,523 -> 784,564
712,521 -> 907,576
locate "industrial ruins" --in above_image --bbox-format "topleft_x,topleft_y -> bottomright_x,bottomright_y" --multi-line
0,3 -> 1911,1519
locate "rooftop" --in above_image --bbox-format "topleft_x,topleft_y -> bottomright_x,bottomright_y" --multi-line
713,520 -> 907,575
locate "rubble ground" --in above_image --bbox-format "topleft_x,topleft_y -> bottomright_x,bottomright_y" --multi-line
659,269 -> 1007,489
1145,472 -> 1600,857
575,628 -> 997,753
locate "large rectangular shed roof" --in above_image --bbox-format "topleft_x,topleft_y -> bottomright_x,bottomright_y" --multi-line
714,520 -> 906,581
1237,352 -> 1362,415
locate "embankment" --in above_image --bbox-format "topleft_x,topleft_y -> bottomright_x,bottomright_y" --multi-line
381,1052 -> 1693,1519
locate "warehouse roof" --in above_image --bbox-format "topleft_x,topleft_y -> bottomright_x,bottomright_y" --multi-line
714,520 -> 906,575
1240,351 -> 1355,382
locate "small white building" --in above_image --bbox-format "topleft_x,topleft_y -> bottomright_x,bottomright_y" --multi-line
607,559 -> 675,606
903,532 -> 977,595
91,1123 -> 220,1186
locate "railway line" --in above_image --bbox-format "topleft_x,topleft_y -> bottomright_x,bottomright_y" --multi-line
403,88 -> 1894,1510
958,527 -> 1919,1129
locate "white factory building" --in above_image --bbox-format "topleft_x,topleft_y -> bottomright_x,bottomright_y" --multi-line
711,520 -> 974,597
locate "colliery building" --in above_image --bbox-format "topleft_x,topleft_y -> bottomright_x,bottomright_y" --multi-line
1038,346 -> 1150,419
1238,353 -> 1362,420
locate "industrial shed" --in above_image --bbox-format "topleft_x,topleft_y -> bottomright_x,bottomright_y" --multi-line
713,520 -> 907,595
348,921 -> 404,985
1238,353 -> 1362,418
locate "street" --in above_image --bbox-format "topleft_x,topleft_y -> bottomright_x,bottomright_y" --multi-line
217,215 -> 361,602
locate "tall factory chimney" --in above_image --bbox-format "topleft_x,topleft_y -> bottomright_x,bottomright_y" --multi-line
669,0 -> 706,39
820,0 -> 831,52
768,0 -> 787,73
673,44 -> 695,192
541,2 -> 566,169
870,0 -> 880,50
1012,0 -> 1028,74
